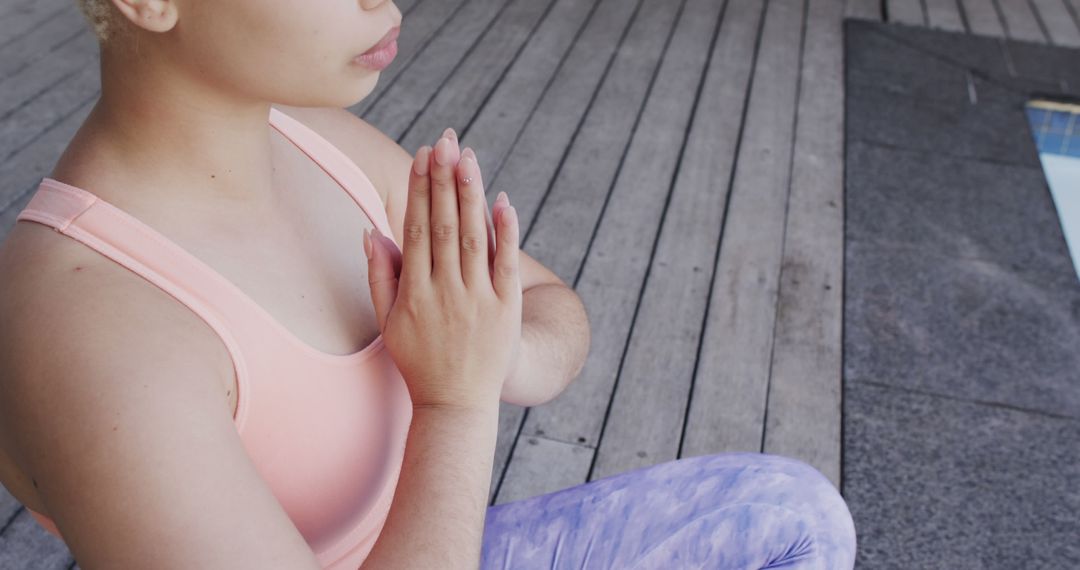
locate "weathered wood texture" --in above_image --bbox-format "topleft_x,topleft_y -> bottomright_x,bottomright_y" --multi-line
0,0 -> 854,565
763,0 -> 847,486
847,0 -> 885,19
888,0 -> 927,25
995,0 -> 1050,41
961,0 -> 1009,36
683,0 -> 804,462
1031,0 -> 1080,45
886,0 -> 1080,44
926,0 -> 967,30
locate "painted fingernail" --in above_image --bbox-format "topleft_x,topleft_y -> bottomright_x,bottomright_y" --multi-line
414,146 -> 430,176
363,228 -> 373,259
443,127 -> 457,141
462,147 -> 476,161
497,191 -> 509,206
434,136 -> 453,166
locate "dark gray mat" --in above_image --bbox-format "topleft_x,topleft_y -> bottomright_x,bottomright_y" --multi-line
845,382 -> 1080,569
843,19 -> 1080,567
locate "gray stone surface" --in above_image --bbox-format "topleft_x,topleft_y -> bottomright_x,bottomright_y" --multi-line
845,21 -> 1080,569
847,19 -> 1013,80
849,18 -> 1080,97
845,239 -> 1080,417
844,382 -> 1080,569
845,140 -> 1075,278
846,73 -> 1042,166
1001,40 -> 1080,94
846,23 -> 975,103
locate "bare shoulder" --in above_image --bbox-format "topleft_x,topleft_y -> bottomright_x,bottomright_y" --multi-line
0,220 -> 237,432
0,223 -> 321,568
271,104 -> 415,209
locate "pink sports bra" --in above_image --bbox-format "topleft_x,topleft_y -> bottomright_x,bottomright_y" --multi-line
14,107 -> 414,569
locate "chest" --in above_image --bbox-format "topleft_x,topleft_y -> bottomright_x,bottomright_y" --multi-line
1,136 -> 390,518
195,143 -> 387,417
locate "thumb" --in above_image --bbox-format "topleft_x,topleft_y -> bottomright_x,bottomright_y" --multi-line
365,227 -> 399,333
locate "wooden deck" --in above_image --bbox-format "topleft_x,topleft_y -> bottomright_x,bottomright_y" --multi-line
0,0 -> 863,565
879,0 -> 1080,45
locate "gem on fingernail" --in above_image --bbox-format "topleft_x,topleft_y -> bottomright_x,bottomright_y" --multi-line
462,176 -> 473,184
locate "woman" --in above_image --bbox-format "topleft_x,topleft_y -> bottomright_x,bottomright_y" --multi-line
0,0 -> 856,568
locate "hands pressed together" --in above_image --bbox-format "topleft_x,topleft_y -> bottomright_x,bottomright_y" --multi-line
363,128 -> 522,411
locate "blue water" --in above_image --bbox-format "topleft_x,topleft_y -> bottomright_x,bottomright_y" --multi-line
1026,101 -> 1080,281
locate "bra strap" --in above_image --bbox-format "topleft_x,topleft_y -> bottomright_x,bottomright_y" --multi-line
268,107 -> 395,241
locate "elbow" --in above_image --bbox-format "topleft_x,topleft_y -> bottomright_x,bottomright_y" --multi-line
556,291 -> 591,400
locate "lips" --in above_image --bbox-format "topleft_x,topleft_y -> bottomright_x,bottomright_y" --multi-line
362,26 -> 400,56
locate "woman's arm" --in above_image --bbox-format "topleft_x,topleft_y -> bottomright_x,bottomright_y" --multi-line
269,105 -> 591,405
0,243 -> 322,570
501,282 -> 590,406
360,402 -> 501,569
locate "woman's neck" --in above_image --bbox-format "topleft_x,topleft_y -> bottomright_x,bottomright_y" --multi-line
77,49 -> 282,205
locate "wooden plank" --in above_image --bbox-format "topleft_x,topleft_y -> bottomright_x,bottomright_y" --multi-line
587,0 -> 768,482
996,0 -> 1048,42
1069,0 -> 1080,37
427,0 -> 642,505
0,28 -> 98,123
475,0 -> 639,266
515,0 -> 683,284
0,508 -> 72,569
0,4 -> 86,80
0,0 -> 36,20
393,0 -> 557,151
351,0 -> 471,118
761,0 -> 845,489
0,98 -> 94,226
846,0 -> 884,20
926,0 -> 967,29
0,64 -> 99,163
504,0 -> 737,496
496,0 -> 689,496
357,0 -> 510,139
961,0 -> 1009,36
0,482 -> 27,544
887,0 -> 927,24
491,435 -> 593,505
681,0 -> 805,459
459,0 -> 598,193
0,0 -> 68,47
1030,0 -> 1080,45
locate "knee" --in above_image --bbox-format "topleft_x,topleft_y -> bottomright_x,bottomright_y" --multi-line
690,453 -> 856,565
754,454 -> 857,567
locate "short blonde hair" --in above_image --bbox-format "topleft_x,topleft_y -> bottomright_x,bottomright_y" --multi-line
75,0 -> 117,44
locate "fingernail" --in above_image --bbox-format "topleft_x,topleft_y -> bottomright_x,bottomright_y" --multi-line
434,136 -> 453,166
459,155 -> 475,180
497,191 -> 509,205
443,127 -> 457,141
414,146 -> 430,176
462,147 -> 476,161
363,228 -> 373,259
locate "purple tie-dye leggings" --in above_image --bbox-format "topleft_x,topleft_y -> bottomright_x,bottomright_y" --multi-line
480,452 -> 856,569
